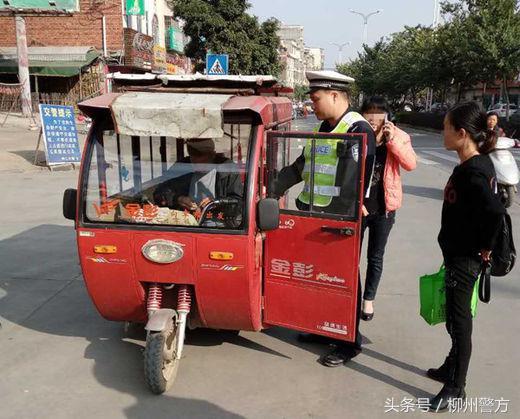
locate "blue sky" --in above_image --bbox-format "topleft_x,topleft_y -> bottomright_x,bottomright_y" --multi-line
248,0 -> 442,68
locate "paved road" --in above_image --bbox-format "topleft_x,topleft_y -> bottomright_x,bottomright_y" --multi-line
0,119 -> 518,419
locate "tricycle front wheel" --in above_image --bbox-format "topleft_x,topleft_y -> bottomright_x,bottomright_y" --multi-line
144,325 -> 179,394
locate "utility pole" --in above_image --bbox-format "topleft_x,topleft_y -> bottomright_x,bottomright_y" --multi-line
432,0 -> 441,28
331,42 -> 351,64
15,15 -> 32,117
427,0 -> 441,111
349,9 -> 383,45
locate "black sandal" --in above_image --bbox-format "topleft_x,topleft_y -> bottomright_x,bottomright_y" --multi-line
361,311 -> 374,321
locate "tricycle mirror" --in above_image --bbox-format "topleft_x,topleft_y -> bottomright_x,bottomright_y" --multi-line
257,198 -> 280,231
63,188 -> 77,220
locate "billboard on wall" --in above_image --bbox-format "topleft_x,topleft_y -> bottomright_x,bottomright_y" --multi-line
0,0 -> 79,12
124,28 -> 154,70
124,28 -> 191,75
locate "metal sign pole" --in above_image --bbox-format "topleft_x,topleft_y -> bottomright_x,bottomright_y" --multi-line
33,127 -> 43,165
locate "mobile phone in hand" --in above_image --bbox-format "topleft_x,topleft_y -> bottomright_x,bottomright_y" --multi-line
383,113 -> 389,143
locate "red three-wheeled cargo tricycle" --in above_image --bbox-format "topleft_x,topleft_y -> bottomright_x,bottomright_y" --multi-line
63,74 -> 367,394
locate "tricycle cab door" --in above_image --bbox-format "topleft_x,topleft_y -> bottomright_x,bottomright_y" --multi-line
263,130 -> 367,343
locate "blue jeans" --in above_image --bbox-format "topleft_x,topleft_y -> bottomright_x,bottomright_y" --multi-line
360,212 -> 395,301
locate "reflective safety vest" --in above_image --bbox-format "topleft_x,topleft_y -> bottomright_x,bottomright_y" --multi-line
298,112 -> 366,207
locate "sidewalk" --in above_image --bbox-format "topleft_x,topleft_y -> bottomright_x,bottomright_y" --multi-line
0,113 -> 86,173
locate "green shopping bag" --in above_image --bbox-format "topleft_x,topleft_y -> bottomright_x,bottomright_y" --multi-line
419,265 -> 479,326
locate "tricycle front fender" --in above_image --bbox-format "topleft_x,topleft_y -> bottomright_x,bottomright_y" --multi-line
145,309 -> 176,332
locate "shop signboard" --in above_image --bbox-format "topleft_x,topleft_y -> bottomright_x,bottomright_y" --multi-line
152,45 -> 167,73
126,0 -> 144,16
124,28 -> 153,70
0,0 -> 79,12
166,52 -> 190,75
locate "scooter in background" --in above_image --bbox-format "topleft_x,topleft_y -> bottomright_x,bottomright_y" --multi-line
489,137 -> 519,208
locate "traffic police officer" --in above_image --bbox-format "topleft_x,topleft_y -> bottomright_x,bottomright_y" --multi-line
273,70 -> 376,366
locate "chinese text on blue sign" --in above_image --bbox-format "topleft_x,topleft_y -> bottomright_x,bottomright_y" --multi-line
206,54 -> 229,75
39,104 -> 81,165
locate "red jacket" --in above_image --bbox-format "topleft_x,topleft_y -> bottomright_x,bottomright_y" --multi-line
383,127 -> 417,212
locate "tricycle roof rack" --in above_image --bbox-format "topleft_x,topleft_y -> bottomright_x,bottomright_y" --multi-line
78,91 -> 293,128
108,72 -> 291,96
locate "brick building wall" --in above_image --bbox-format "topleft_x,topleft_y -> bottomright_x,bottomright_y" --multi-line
0,0 -> 124,51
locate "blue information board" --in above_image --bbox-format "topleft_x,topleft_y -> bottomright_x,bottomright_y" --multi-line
206,54 -> 229,75
39,104 -> 81,165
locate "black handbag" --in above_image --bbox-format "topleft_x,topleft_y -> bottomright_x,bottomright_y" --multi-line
490,213 -> 516,277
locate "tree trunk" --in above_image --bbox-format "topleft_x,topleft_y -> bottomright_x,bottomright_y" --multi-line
503,75 -> 511,120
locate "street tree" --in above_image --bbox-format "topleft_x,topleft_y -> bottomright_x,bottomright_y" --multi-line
441,0 -> 520,115
170,0 -> 282,75
292,84 -> 308,102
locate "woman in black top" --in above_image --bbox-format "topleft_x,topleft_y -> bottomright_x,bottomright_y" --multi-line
428,102 -> 505,412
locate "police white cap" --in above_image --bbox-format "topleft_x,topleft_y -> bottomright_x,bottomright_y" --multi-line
306,70 -> 355,93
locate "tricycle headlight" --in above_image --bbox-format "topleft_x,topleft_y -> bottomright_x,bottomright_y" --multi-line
141,239 -> 184,264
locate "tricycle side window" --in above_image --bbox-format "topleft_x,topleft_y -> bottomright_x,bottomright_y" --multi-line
84,123 -> 252,229
267,133 -> 364,220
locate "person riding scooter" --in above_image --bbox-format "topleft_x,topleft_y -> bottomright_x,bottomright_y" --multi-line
486,111 -> 505,137
488,136 -> 519,208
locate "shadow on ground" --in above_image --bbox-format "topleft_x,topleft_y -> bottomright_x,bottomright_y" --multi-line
9,149 -> 45,166
403,185 -> 444,201
263,328 -> 429,400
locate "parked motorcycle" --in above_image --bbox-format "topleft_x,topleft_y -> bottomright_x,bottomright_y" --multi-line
489,137 -> 519,208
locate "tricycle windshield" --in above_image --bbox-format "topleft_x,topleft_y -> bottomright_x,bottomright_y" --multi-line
84,123 -> 252,229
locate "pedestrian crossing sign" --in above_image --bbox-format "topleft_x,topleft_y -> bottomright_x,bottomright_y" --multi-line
206,54 -> 229,75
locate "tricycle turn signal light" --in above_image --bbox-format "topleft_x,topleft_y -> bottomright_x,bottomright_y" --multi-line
209,252 -> 234,261
94,245 -> 117,254
142,239 -> 184,264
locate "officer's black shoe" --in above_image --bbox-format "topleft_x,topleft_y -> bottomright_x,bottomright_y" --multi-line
319,346 -> 361,367
428,384 -> 466,412
426,357 -> 453,383
297,333 -> 337,345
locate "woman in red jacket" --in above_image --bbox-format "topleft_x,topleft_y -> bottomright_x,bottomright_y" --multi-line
360,97 -> 417,320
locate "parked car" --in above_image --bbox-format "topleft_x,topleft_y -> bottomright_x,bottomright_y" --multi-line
432,103 -> 449,112
488,103 -> 518,117
508,109 -> 520,124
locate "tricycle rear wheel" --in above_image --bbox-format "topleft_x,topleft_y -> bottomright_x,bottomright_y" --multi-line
144,324 -> 179,394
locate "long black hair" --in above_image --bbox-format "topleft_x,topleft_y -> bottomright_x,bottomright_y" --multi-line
447,102 -> 497,154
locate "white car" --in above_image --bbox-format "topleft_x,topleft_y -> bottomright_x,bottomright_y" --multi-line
488,103 -> 518,117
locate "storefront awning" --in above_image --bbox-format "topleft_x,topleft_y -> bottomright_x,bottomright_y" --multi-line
0,46 -> 100,77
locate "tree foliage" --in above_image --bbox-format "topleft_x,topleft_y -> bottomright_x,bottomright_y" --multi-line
170,0 -> 282,75
337,0 -> 520,107
292,84 -> 308,102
